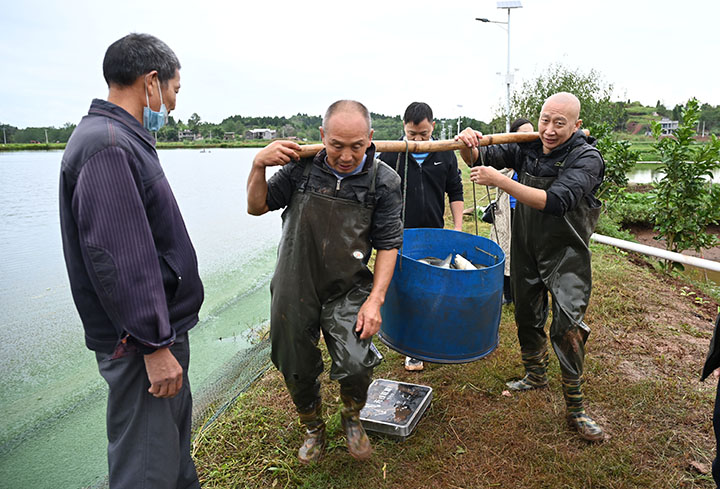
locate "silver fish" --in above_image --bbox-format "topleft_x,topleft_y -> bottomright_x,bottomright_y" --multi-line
418,253 -> 453,269
453,254 -> 477,270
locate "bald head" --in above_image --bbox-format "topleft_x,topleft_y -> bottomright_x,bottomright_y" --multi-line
542,92 -> 581,123
322,99 -> 372,135
537,92 -> 583,154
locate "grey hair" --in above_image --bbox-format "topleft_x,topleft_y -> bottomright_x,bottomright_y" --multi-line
103,33 -> 181,87
322,100 -> 372,135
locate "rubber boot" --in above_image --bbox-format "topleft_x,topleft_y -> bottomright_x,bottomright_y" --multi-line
340,393 -> 372,460
563,376 -> 605,442
506,349 -> 549,391
297,399 -> 326,464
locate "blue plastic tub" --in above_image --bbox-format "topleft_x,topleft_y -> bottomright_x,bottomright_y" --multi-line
378,228 -> 505,363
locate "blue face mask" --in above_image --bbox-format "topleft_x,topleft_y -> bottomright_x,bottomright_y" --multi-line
143,77 -> 168,132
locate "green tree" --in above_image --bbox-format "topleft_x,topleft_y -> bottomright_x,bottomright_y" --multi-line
594,123 -> 638,203
188,113 -> 202,133
655,100 -> 668,117
651,98 -> 720,257
507,64 -> 625,131
699,103 -> 720,135
157,116 -> 178,141
671,104 -> 683,122
0,123 -> 18,143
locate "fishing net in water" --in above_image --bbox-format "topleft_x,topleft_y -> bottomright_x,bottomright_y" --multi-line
191,330 -> 273,438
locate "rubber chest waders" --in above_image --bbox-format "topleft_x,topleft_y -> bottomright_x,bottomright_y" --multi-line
511,167 -> 601,381
270,159 -> 383,411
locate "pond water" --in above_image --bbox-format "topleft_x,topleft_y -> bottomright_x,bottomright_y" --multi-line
0,148 -> 281,488
626,164 -> 720,184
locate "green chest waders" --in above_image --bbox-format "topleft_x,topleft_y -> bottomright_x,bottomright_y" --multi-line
270,160 -> 383,411
510,170 -> 601,381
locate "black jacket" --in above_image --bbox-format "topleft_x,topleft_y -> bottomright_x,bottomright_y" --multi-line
266,143 -> 404,250
477,130 -> 604,216
702,312 -> 720,381
59,99 -> 204,354
377,143 -> 463,229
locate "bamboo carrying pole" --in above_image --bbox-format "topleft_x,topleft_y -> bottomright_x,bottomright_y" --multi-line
294,130 -> 590,158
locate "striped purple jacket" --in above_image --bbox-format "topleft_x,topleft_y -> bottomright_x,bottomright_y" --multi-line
59,99 -> 203,354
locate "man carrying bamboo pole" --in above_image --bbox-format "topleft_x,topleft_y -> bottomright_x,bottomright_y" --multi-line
247,100 -> 403,462
377,101 -> 464,372
457,92 -> 606,442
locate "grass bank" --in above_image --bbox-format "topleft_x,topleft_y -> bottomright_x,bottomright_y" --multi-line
0,143 -> 66,151
191,166 -> 719,488
192,242 -> 718,488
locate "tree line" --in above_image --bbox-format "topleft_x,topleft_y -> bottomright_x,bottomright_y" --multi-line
154,112 -> 496,143
0,113 -> 495,144
0,123 -> 76,144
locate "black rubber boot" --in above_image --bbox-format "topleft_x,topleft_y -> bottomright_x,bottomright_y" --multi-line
297,399 -> 326,464
563,376 -> 605,442
340,394 -> 372,460
506,349 -> 549,391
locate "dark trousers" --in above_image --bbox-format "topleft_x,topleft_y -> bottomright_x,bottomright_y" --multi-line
96,334 -> 200,489
270,290 -> 378,411
714,375 -> 720,488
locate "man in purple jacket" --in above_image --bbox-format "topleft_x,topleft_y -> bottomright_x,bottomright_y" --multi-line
59,34 -> 203,488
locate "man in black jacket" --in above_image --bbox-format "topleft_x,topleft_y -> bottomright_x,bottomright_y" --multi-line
377,102 -> 464,231
247,100 -> 402,463
377,102 -> 464,371
457,92 -> 606,442
60,34 -> 203,488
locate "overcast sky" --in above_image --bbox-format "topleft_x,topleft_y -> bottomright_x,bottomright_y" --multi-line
1,0 -> 717,129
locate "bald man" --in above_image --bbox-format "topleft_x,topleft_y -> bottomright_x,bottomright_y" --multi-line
247,100 -> 402,462
457,92 -> 606,442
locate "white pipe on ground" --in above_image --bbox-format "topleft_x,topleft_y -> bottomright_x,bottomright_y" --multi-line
591,233 -> 720,273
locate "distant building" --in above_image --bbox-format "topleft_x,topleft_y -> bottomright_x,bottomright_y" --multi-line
245,128 -> 277,140
659,117 -> 678,135
178,129 -> 199,141
223,132 -> 236,140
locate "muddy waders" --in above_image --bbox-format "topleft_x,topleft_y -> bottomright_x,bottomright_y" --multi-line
506,169 -> 605,441
270,160 -> 383,461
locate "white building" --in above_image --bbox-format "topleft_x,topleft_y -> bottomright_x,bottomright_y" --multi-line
659,117 -> 678,135
178,129 -> 199,141
245,128 -> 277,140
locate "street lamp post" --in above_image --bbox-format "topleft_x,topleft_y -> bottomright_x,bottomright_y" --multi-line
457,104 -> 463,137
476,1 -> 522,133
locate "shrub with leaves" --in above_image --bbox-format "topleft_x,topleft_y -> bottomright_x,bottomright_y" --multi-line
593,123 -> 639,205
607,190 -> 656,227
651,98 -> 720,255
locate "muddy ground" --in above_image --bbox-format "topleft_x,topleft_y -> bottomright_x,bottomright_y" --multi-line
627,224 -> 720,261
